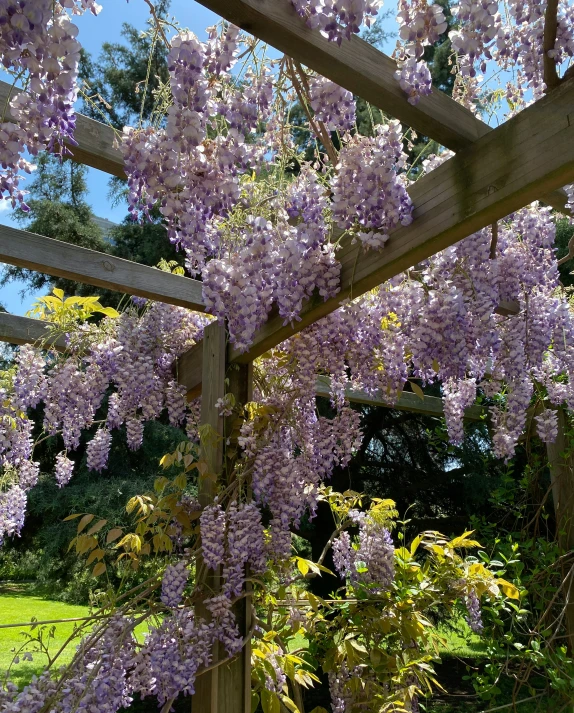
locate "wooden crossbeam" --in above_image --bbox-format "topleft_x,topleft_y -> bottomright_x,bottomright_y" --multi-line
0,312 -> 67,350
0,81 -> 124,178
0,224 -> 206,311
315,375 -> 486,420
229,77 -> 574,363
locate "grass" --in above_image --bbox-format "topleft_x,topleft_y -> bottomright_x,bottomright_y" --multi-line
0,583 -> 91,689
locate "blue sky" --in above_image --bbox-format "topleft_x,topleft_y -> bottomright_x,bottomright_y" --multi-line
0,1 -> 399,315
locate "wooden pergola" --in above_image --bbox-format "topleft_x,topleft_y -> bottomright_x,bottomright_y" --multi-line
1,1 -> 574,710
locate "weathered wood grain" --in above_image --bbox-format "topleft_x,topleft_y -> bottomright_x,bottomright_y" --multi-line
0,312 -> 67,350
0,223 -> 205,310
0,81 -> 124,178
229,77 -> 574,363
193,321 -> 252,713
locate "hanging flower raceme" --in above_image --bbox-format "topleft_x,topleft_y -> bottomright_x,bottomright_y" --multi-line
331,120 -> 413,248
290,0 -> 383,43
0,1 -> 100,210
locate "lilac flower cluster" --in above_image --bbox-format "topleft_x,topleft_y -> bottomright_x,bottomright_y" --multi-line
331,121 -> 413,248
332,516 -> 395,590
0,304 -> 206,500
86,427 -> 112,472
203,170 -> 340,350
54,451 -> 74,487
394,1 -> 447,104
0,485 -> 26,547
199,502 -> 226,569
395,57 -> 432,105
161,560 -> 189,607
535,409 -> 558,444
0,1 -> 100,209
308,75 -> 356,132
465,588 -> 484,634
223,501 -> 267,596
290,0 -> 382,43
122,27 -> 273,273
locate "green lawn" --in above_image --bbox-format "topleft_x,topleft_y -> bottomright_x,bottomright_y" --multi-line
0,584 -> 91,689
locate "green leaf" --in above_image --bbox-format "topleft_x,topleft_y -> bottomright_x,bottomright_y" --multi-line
261,689 -> 280,713
410,382 -> 425,401
250,692 -> 260,713
87,519 -> 107,536
92,562 -> 106,577
280,695 -> 300,713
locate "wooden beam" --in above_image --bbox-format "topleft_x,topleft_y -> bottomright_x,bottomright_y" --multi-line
193,321 -> 252,713
0,223 -> 205,311
229,77 -> 574,363
0,81 -> 124,178
0,312 -> 67,350
315,375 -> 486,420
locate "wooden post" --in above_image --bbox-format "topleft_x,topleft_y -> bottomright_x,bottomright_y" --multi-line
193,320 -> 252,713
546,408 -> 574,653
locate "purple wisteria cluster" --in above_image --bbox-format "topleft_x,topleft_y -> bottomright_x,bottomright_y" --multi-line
332,514 -> 395,591
465,588 -> 484,634
0,1 -> 101,210
254,200 -> 574,464
0,602 -> 244,712
0,303 -> 207,548
203,169 -> 340,351
122,27 -> 273,273
161,560 -> 189,607
244,403 -> 362,558
394,0 -> 447,104
331,120 -> 413,248
200,500 -> 267,596
290,0 -> 382,43
308,75 -> 356,132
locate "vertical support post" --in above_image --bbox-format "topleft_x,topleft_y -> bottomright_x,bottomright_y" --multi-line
193,320 -> 253,713
546,408 -> 574,653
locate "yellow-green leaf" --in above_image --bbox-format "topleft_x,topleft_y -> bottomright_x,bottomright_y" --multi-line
106,528 -> 123,544
98,306 -> 121,318
63,513 -> 83,522
92,562 -> 106,577
87,519 -> 107,536
77,514 -> 95,534
497,578 -> 520,600
410,382 -> 425,401
296,558 -> 309,576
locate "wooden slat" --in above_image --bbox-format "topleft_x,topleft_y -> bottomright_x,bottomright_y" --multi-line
229,77 -> 574,363
0,223 -> 205,311
315,375 -> 486,420
0,81 -> 124,178
0,312 -> 67,350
